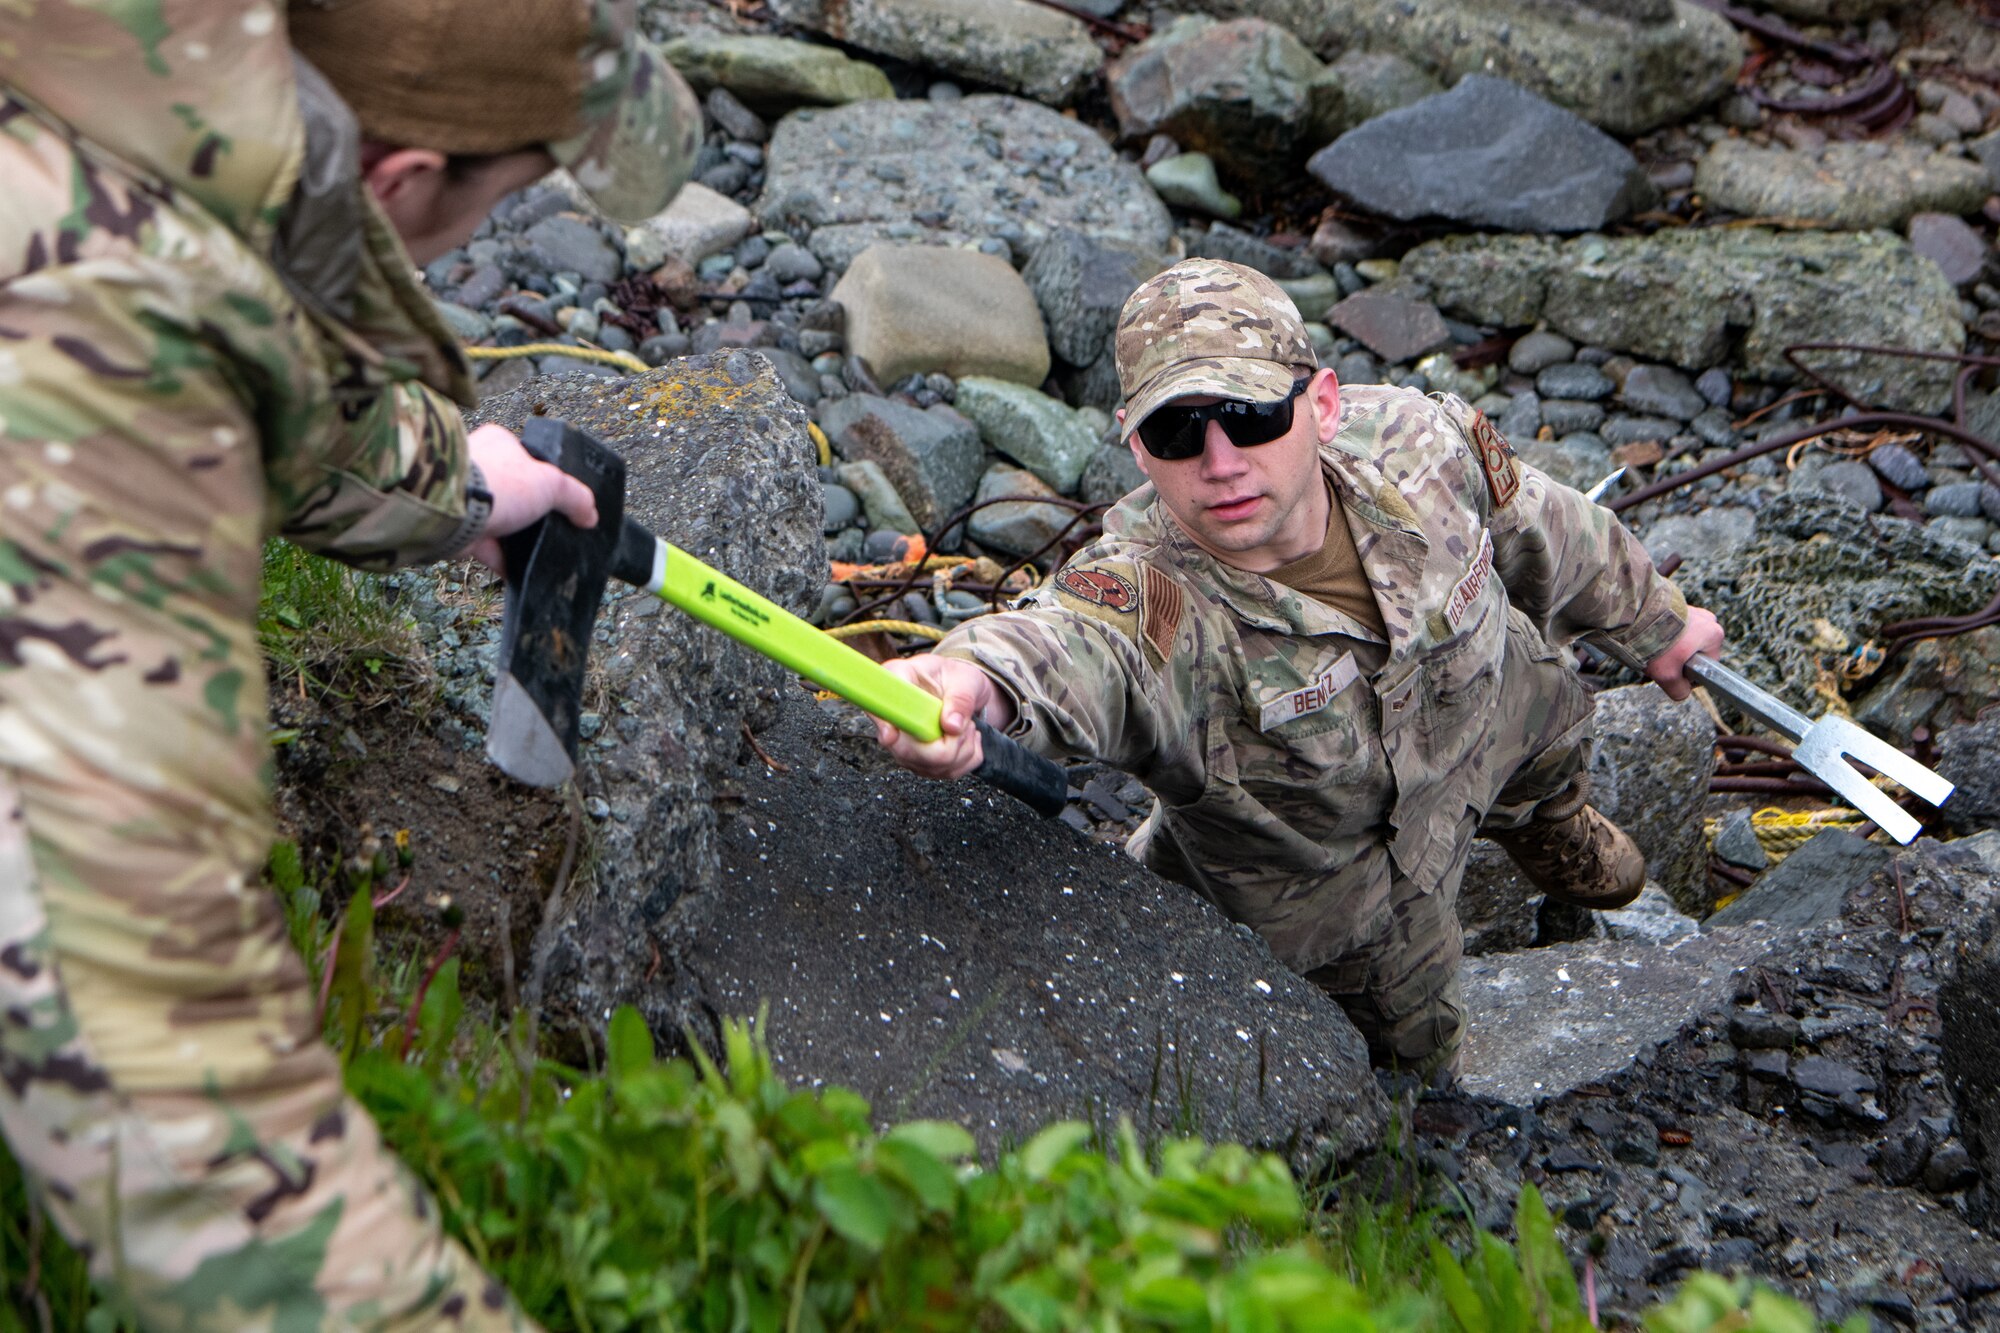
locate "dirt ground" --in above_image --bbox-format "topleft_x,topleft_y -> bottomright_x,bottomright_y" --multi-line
268,669 -> 568,1014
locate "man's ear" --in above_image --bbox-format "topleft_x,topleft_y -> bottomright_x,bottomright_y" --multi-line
363,147 -> 450,232
1126,431 -> 1153,480
1118,408 -> 1153,479
1311,368 -> 1341,444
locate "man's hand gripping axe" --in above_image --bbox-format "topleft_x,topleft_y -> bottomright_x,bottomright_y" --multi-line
484,418 -> 1070,816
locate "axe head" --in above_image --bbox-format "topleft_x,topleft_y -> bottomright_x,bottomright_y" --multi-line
487,417 -> 627,787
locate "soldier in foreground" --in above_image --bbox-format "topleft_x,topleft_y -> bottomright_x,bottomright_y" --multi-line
877,260 -> 1725,1081
0,0 -> 697,1325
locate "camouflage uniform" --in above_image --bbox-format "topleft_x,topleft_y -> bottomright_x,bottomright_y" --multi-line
936,270 -> 1686,1073
0,2 -> 693,1326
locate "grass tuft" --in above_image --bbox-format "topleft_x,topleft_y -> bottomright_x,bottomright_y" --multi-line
259,539 -> 432,706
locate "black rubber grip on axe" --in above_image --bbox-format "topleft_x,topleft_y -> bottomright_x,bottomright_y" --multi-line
972,718 -> 1069,817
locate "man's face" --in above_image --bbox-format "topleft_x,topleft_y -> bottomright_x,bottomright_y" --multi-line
1124,368 -> 1340,573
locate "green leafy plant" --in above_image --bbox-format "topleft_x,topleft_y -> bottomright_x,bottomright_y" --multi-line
1,844 -> 1856,1333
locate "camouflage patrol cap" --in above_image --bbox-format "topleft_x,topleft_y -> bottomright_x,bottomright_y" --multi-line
1116,258 -> 1319,440
289,0 -> 701,224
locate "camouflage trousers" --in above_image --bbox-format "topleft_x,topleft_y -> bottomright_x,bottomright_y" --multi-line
1303,625 -> 1598,1081
0,758 -> 532,1330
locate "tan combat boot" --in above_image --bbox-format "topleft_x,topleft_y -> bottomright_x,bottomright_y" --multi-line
1487,778 -> 1646,911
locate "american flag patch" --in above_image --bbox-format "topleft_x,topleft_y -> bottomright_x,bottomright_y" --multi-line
1141,565 -> 1184,663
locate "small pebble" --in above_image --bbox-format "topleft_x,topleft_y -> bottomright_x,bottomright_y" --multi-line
1541,398 -> 1607,436
1689,407 -> 1738,450
765,242 -> 824,285
1508,331 -> 1576,375
1818,460 -> 1885,514
1695,368 -> 1733,407
1537,363 -> 1615,401
1927,479 -> 1986,517
822,483 -> 861,533
705,86 -> 768,143
863,529 -> 908,562
1867,442 -> 1929,493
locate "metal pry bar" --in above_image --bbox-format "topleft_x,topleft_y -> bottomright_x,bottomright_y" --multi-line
1685,655 -> 1953,845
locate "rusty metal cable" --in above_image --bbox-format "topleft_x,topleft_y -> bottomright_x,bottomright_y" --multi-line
833,493 -> 1103,629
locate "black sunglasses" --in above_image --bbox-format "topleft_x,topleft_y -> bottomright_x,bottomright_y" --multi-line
1134,376 -> 1310,461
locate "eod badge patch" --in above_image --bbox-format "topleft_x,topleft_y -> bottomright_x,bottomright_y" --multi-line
1056,566 -> 1138,612
1470,411 -> 1520,510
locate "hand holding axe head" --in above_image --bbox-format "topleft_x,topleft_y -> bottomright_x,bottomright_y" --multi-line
484,418 -> 1070,816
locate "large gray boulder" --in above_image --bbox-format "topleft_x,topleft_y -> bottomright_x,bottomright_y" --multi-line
1177,0 -> 1742,135
1106,15 -> 1324,179
767,0 -> 1101,106
1402,228 -> 1966,414
759,95 -> 1175,276
1308,76 -> 1655,233
1695,140 -> 1990,232
673,700 -> 1390,1167
465,353 -> 822,1041
829,244 -> 1052,387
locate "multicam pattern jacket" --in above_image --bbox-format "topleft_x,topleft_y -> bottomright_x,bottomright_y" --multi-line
0,0 -> 484,783
936,385 -> 1688,972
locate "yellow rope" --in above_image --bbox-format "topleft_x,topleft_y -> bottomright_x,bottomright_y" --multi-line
464,343 -> 650,374
809,422 -> 832,468
1704,806 -> 1869,868
823,619 -> 947,643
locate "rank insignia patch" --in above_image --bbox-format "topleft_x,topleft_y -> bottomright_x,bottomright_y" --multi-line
1056,566 -> 1138,612
1471,411 -> 1521,510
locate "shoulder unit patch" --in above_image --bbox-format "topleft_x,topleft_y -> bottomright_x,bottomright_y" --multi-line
1470,410 -> 1521,510
1056,565 -> 1138,611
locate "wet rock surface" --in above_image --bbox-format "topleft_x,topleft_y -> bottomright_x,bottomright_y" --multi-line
769,0 -> 1100,106
1695,139 -> 1989,231
1443,834 -> 2000,1326
679,696 -> 1390,1168
1403,229 -> 1966,413
464,357 -> 820,1040
1183,0 -> 1742,134
758,95 -> 1173,273
1308,77 -> 1655,233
